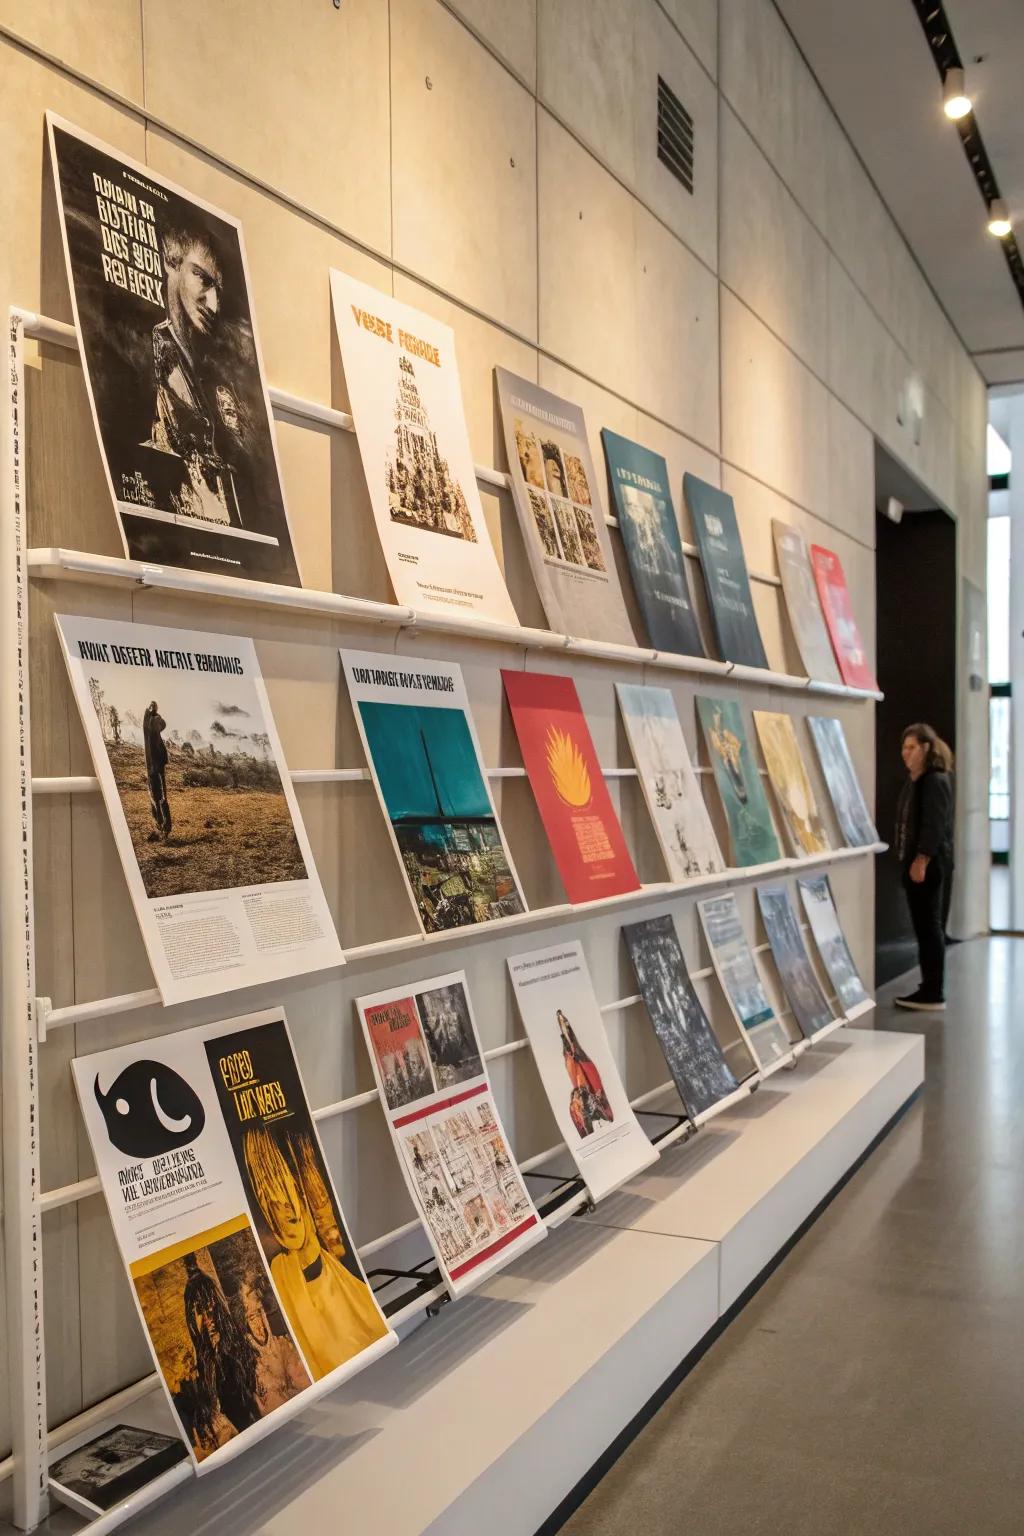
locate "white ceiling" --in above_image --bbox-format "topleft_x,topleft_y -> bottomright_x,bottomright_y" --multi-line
777,0 -> 1024,387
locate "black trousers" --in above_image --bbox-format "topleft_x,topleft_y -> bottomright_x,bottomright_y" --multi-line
904,860 -> 950,1000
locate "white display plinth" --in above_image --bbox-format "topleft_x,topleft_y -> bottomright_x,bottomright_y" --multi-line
83,1028 -> 922,1536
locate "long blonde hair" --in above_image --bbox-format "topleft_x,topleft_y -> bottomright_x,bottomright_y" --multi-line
902,722 -> 954,773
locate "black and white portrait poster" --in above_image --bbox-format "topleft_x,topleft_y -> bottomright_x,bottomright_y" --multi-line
507,941 -> 658,1201
330,272 -> 517,623
623,914 -> 750,1121
72,1010 -> 395,1472
495,368 -> 635,645
56,614 -> 343,1004
46,114 -> 301,585
757,883 -> 838,1037
356,970 -> 544,1296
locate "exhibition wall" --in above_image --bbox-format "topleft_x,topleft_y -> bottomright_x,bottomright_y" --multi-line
0,0 -> 988,1467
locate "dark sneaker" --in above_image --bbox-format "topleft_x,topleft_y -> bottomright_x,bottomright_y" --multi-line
895,990 -> 945,1012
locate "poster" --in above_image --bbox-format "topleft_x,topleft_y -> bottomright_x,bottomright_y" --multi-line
330,272 -> 516,624
356,971 -> 544,1294
753,710 -> 830,857
772,520 -> 841,684
72,1010 -> 395,1471
56,615 -> 342,1006
683,474 -> 768,667
810,544 -> 879,691
46,114 -> 301,586
807,716 -> 878,848
495,368 -> 634,644
698,892 -> 793,1069
507,941 -> 658,1200
601,429 -> 705,656
341,648 -> 525,933
623,913 -> 745,1119
696,696 -> 781,867
49,1427 -> 187,1517
616,683 -> 723,881
798,873 -> 870,1013
757,883 -> 836,1037
502,670 -> 640,903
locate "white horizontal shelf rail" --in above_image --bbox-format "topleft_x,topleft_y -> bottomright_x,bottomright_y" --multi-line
17,309 -> 882,703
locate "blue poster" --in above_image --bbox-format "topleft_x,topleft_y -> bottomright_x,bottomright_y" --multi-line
601,429 -> 705,657
684,474 -> 768,668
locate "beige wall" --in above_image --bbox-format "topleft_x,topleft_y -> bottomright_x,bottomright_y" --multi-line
0,0 -> 987,1459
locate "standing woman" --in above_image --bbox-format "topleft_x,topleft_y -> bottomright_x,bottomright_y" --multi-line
894,723 -> 955,1011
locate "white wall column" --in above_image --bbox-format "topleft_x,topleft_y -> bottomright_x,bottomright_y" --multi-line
1006,399 -> 1024,926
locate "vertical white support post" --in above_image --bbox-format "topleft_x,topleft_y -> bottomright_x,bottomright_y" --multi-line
2,310 -> 48,1530
1007,398 -> 1024,928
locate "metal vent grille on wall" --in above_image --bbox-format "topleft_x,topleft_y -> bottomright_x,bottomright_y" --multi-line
657,76 -> 693,193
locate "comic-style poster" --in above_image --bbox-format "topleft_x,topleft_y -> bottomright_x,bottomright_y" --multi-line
495,369 -> 634,644
601,429 -> 705,657
356,971 -> 543,1294
502,670 -> 640,904
798,873 -> 871,1014
72,1010 -> 395,1471
772,520 -> 841,684
616,683 -> 723,882
507,941 -> 658,1201
698,892 -> 795,1070
330,272 -> 516,624
341,648 -> 526,933
623,913 -> 748,1120
696,696 -> 781,868
683,474 -> 768,668
753,710 -> 831,857
56,615 -> 342,1004
807,716 -> 879,848
810,545 -> 879,692
46,114 -> 301,585
757,883 -> 837,1036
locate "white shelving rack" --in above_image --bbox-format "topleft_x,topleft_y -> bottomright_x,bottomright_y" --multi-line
1,305 -> 880,1534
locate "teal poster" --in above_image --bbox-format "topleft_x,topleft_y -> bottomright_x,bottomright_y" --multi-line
696,696 -> 781,867
601,429 -> 704,657
684,474 -> 768,668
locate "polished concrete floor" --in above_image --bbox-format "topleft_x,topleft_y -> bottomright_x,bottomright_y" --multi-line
560,937 -> 1022,1536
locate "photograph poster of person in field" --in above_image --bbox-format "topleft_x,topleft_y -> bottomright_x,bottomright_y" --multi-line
57,614 -> 342,1004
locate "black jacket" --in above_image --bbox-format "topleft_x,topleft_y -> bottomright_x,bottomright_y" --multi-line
894,769 -> 954,869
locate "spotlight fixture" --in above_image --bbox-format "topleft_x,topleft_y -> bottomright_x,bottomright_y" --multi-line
988,199 -> 1012,238
942,66 -> 972,119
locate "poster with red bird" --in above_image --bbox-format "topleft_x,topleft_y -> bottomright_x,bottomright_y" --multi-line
501,670 -> 640,904
809,545 -> 879,692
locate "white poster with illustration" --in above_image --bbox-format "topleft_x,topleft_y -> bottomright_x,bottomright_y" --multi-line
72,1009 -> 395,1471
356,970 -> 544,1296
698,892 -> 795,1071
56,614 -> 342,1004
331,271 -> 516,624
616,682 -> 723,881
507,940 -> 658,1201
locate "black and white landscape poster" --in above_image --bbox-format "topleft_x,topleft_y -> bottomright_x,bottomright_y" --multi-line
757,883 -> 837,1037
46,113 -> 301,585
807,716 -> 879,847
49,1426 -> 187,1516
56,614 -> 342,1004
623,913 -> 746,1120
798,873 -> 870,1015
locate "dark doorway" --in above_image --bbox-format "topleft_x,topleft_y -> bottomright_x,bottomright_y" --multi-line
875,507 -> 957,985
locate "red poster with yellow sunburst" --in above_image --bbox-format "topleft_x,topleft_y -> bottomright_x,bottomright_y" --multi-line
502,670 -> 640,904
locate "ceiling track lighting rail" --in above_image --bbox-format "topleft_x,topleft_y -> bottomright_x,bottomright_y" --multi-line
909,0 -> 1024,304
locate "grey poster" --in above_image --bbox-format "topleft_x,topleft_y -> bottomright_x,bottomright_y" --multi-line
684,474 -> 768,668
757,883 -> 835,1037
772,520 -> 841,683
624,913 -> 743,1118
47,114 -> 301,586
495,367 -> 634,645
807,716 -> 878,847
798,873 -> 869,1011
